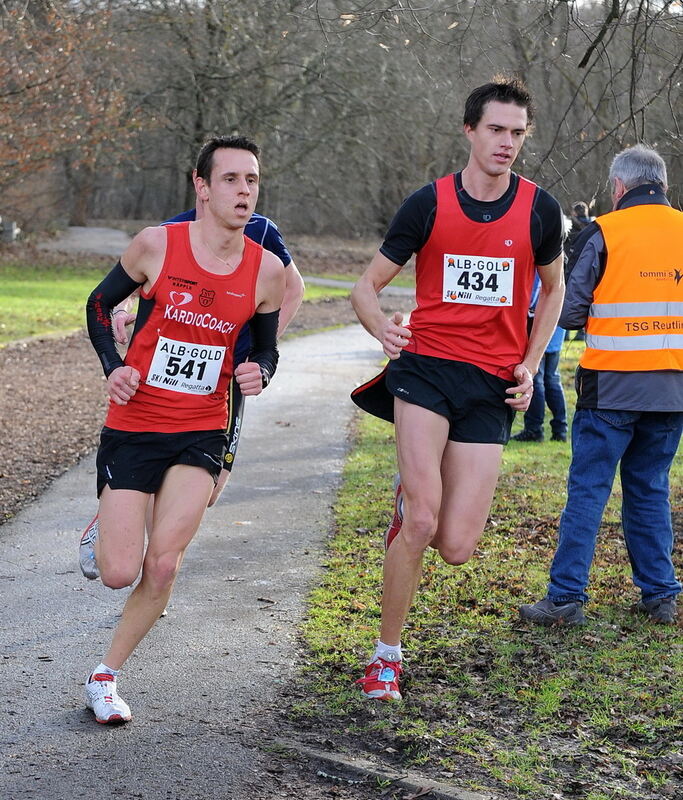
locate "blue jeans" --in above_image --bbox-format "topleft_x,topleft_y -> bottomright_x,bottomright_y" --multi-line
524,350 -> 567,437
548,408 -> 683,604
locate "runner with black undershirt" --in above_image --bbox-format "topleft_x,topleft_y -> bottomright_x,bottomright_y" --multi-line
79,202 -> 304,584
81,136 -> 285,724
112,205 -> 304,504
351,77 -> 565,701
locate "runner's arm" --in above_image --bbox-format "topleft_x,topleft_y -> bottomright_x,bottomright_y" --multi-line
524,253 -> 566,374
235,250 -> 286,395
245,309 -> 280,388
112,292 -> 139,345
351,250 -> 411,359
278,260 -> 305,336
87,227 -> 165,406
520,187 -> 566,377
86,261 -> 145,377
505,253 -> 565,411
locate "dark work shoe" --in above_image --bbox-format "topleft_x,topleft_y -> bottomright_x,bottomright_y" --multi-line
511,430 -> 544,443
636,596 -> 678,624
519,597 -> 586,626
550,432 -> 567,442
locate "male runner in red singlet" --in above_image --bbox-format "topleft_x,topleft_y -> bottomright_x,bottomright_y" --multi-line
109,198 -> 304,507
82,136 -> 285,724
77,195 -> 303,573
350,78 -> 565,700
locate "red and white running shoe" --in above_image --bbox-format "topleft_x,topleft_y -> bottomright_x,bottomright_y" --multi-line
356,658 -> 403,701
85,670 -> 132,724
384,475 -> 403,550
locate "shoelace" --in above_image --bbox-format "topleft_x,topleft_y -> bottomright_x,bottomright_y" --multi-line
356,659 -> 402,686
88,673 -> 117,700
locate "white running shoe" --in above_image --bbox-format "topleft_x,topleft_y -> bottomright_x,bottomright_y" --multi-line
85,670 -> 132,724
79,515 -> 100,580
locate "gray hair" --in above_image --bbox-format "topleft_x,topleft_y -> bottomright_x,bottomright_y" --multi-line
609,144 -> 667,192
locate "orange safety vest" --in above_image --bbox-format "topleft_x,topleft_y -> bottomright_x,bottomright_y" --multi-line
581,203 -> 683,372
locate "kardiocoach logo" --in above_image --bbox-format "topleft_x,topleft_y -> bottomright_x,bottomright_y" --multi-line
169,291 -> 193,306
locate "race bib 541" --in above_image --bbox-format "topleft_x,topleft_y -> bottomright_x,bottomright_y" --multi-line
146,336 -> 226,394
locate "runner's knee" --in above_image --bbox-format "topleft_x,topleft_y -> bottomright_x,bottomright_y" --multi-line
100,563 -> 140,590
437,540 -> 478,566
142,550 -> 183,590
402,506 -> 439,551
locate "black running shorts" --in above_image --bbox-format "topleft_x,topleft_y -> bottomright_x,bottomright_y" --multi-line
224,376 -> 245,473
96,427 -> 228,497
385,351 -> 516,444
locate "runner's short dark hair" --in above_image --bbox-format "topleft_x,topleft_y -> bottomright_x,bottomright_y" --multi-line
463,76 -> 534,129
195,136 -> 260,183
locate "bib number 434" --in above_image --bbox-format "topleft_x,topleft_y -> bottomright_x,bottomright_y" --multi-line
442,253 -> 514,306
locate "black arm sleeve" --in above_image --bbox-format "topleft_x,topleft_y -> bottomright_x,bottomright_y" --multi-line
86,261 -> 145,377
247,309 -> 280,388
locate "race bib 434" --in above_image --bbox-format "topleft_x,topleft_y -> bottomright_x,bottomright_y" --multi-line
443,253 -> 514,306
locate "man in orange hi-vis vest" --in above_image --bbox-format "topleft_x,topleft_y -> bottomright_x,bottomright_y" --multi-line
521,144 -> 683,627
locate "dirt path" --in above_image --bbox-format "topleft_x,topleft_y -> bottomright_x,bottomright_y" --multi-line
1,227 -> 426,799
0,325 -> 392,800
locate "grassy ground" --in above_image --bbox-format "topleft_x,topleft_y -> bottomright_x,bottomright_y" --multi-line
300,284 -> 351,301
4,249 -> 681,797
291,341 -> 683,800
0,256 -> 351,345
306,271 -> 416,289
0,259 -> 110,343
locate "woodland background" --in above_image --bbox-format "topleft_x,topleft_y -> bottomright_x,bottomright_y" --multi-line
1,0 -> 681,236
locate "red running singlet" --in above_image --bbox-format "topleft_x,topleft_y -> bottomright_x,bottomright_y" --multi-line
404,174 -> 537,380
106,222 -> 262,433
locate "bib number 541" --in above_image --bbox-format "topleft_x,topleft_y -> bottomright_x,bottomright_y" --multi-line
165,356 -> 208,381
